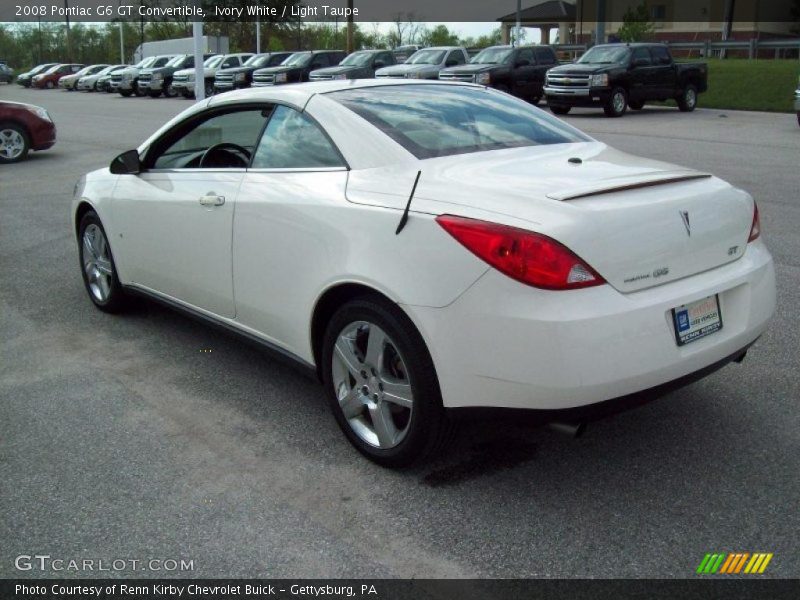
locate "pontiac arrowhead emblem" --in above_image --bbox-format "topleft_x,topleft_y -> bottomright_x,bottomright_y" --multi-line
680,210 -> 691,236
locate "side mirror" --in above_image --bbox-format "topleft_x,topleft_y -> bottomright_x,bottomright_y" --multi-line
632,58 -> 650,68
515,59 -> 531,67
110,149 -> 141,175
445,59 -> 459,67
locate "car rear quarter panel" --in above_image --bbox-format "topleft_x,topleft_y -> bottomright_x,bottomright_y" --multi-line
233,170 -> 488,362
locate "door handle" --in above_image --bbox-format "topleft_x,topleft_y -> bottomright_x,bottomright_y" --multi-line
199,193 -> 225,206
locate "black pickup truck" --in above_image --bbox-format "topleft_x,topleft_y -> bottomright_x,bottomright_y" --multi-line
438,45 -> 558,103
544,43 -> 708,117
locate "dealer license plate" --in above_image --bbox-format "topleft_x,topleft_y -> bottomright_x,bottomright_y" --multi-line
671,295 -> 722,346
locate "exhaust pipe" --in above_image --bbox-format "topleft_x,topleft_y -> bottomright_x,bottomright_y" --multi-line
548,421 -> 587,438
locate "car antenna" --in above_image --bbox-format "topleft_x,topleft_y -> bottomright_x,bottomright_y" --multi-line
395,170 -> 422,235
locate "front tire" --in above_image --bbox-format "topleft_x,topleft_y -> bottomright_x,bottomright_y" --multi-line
78,211 -> 128,313
148,90 -> 162,98
677,84 -> 698,112
550,105 -> 571,115
604,87 -> 628,117
0,122 -> 30,163
119,89 -> 133,97
45,80 -> 54,89
321,296 -> 453,467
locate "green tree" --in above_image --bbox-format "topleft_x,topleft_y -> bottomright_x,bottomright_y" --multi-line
419,25 -> 459,47
617,3 -> 655,42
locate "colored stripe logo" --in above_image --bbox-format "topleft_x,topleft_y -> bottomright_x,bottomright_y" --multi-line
697,552 -> 773,574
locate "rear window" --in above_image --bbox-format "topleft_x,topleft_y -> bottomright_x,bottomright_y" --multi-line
329,84 -> 589,159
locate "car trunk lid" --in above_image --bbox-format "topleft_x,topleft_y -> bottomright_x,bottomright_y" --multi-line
345,143 -> 754,293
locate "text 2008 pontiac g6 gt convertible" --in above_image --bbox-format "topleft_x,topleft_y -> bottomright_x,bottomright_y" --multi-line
72,80 -> 775,466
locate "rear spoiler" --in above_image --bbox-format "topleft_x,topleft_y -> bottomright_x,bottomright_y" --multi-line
547,171 -> 712,201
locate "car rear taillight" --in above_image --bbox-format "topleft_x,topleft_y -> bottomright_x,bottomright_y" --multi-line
748,201 -> 760,242
435,215 -> 605,290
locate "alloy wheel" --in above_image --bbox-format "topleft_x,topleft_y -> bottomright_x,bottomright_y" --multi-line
331,321 -> 414,449
81,224 -> 114,302
613,91 -> 626,114
685,88 -> 697,109
0,128 -> 26,160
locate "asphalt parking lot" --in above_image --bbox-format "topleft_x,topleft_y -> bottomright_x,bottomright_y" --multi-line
1,83 -> 798,579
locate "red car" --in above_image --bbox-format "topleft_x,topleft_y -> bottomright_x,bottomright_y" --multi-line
0,101 -> 56,163
31,63 -> 83,89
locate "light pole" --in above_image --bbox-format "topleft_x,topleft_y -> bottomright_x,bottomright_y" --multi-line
346,0 -> 354,53
64,0 -> 72,62
192,0 -> 204,100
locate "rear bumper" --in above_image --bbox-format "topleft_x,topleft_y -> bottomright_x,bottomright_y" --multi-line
794,92 -> 800,112
545,86 -> 612,107
404,239 -> 775,410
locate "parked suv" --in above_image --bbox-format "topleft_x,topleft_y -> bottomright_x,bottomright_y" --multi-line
0,63 -> 13,83
59,64 -> 109,91
376,46 -> 469,79
795,75 -> 800,127
32,64 -> 84,89
173,53 -> 253,98
112,55 -> 174,97
15,63 -> 57,88
439,45 -> 557,103
213,52 -> 294,93
252,50 -> 346,86
310,49 -> 396,81
139,54 -> 215,98
544,43 -> 708,117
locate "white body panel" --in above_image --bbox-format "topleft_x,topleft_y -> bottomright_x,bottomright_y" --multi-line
74,80 -> 775,411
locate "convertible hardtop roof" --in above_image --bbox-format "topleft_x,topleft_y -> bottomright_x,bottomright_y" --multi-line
207,78 -> 482,109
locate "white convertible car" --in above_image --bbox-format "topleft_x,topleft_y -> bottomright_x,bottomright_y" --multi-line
73,80 -> 775,466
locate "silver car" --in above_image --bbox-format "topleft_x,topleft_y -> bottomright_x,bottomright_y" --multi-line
375,46 -> 469,80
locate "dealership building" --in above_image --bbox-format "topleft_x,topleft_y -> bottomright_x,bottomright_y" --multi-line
497,0 -> 798,47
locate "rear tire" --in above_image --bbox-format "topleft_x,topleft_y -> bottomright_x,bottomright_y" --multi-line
550,105 -> 571,115
321,296 -> 454,467
604,87 -> 628,117
530,95 -> 541,105
78,211 -> 129,313
677,84 -> 698,112
628,99 -> 645,110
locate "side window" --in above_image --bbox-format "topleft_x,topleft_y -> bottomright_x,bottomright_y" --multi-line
651,46 -> 671,65
383,52 -> 396,65
310,54 -> 329,69
151,109 -> 269,170
518,48 -> 535,66
252,105 -> 344,170
222,57 -> 238,68
631,47 -> 652,66
331,52 -> 346,65
446,50 -> 466,66
535,47 -> 556,65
